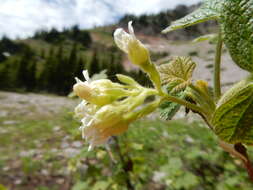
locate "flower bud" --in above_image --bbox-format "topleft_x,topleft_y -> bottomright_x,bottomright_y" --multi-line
114,21 -> 162,92
114,21 -> 150,67
73,82 -> 92,101
73,70 -> 132,106
116,74 -> 140,86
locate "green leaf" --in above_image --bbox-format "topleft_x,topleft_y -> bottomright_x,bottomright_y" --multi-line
192,33 -> 218,43
159,90 -> 186,120
158,56 -> 196,93
212,77 -> 253,144
0,184 -> 7,190
220,0 -> 253,72
158,57 -> 195,120
159,82 -> 187,120
92,181 -> 111,190
72,181 -> 89,190
162,0 -> 225,33
175,173 -> 199,189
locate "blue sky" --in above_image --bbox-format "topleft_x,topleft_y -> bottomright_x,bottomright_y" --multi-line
0,0 -> 201,39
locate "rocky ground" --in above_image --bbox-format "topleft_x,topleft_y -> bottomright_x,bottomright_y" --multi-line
0,91 -> 77,119
0,39 -> 250,190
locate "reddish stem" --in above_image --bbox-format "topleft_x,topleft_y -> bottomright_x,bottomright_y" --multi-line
234,143 -> 253,182
244,160 -> 253,182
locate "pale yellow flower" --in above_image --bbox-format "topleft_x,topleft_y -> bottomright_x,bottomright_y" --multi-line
114,21 -> 150,67
114,22 -> 162,92
74,70 -> 160,150
73,70 -> 131,106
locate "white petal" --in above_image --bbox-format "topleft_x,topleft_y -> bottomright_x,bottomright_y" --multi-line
75,77 -> 82,83
128,21 -> 135,37
82,70 -> 90,82
114,28 -> 130,53
88,145 -> 93,151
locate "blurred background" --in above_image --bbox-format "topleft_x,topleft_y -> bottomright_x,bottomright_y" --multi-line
0,0 -> 251,190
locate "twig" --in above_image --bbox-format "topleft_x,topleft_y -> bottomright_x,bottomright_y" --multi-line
162,94 -> 208,116
219,141 -> 253,182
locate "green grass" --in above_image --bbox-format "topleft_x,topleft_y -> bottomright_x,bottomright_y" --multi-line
0,110 -> 253,190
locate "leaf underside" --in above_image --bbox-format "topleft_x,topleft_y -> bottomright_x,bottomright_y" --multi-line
212,80 -> 253,144
159,83 -> 186,120
162,0 -> 225,33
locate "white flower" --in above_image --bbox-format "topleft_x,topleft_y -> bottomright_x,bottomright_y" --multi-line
73,70 -> 92,101
73,70 -> 160,151
75,100 -> 130,151
114,21 -> 150,66
73,70 -> 129,106
74,89 -> 154,151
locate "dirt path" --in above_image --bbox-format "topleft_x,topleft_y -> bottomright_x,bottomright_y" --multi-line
0,91 -> 77,120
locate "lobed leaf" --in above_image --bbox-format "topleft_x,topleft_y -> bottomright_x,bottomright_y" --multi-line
158,57 -> 196,93
159,91 -> 186,121
162,0 -> 225,33
212,77 -> 253,144
159,81 -> 187,120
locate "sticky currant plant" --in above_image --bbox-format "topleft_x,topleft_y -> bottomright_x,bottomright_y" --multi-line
73,0 -> 253,181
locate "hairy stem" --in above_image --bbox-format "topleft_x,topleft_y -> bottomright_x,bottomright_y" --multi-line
162,94 -> 208,116
189,84 -> 216,113
214,29 -> 223,101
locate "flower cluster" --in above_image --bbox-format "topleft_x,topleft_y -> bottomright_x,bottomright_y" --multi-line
73,21 -> 163,150
74,71 -> 160,150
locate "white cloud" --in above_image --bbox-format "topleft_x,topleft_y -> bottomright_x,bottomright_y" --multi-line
0,0 -> 201,39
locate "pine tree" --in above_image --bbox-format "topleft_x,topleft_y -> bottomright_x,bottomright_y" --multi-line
0,64 -> 11,89
89,50 -> 100,76
40,48 -> 45,59
54,45 -> 64,93
56,43 -> 78,94
17,47 -> 34,90
38,47 -> 55,91
26,61 -> 36,90
75,57 -> 85,80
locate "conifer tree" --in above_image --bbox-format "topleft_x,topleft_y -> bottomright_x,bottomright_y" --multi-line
89,50 -> 100,76
75,57 -> 86,79
17,47 -> 34,90
56,43 -> 78,94
38,47 -> 55,91
26,61 -> 36,90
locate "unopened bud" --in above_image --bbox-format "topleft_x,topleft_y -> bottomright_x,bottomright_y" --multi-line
73,82 -> 92,101
114,21 -> 150,67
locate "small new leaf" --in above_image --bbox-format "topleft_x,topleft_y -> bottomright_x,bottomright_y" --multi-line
192,33 -> 218,43
158,57 -> 196,93
160,84 -> 186,120
162,0 -> 225,33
